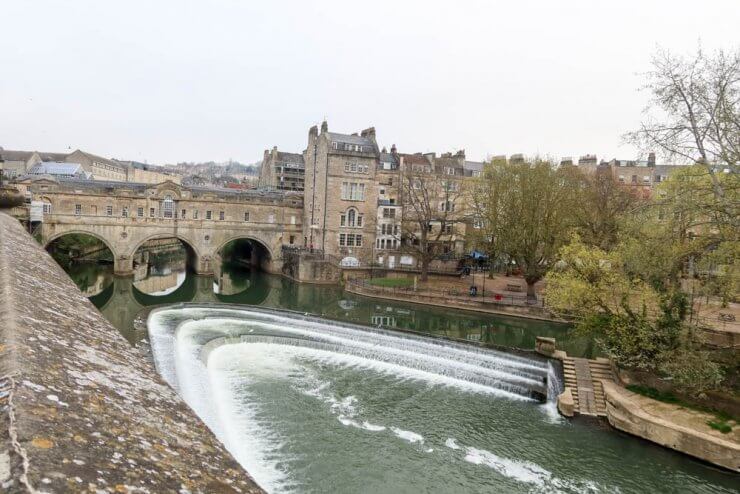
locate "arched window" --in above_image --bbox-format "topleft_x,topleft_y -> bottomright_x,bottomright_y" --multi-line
340,208 -> 363,228
163,195 -> 174,218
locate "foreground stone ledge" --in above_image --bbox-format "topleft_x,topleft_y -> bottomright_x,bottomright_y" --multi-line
0,213 -> 262,493
602,380 -> 740,472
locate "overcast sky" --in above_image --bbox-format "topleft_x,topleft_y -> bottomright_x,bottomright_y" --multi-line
1,1 -> 738,165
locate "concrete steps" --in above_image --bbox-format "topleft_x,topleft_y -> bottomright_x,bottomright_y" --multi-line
561,357 -> 614,417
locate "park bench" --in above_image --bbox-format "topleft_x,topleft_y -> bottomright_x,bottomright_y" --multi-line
505,283 -> 523,292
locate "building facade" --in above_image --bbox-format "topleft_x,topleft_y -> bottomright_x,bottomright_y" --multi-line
1,147 -> 181,184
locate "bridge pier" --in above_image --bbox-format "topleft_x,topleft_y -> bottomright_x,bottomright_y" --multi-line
114,255 -> 135,276
193,253 -> 214,276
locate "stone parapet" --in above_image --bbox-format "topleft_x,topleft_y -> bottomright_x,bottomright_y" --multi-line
0,213 -> 261,492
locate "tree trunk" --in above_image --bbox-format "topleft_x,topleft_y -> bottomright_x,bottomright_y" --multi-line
526,281 -> 536,300
420,258 -> 430,282
525,275 -> 539,300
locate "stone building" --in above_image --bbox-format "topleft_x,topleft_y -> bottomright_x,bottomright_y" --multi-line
1,147 -> 181,184
0,148 -> 69,178
258,146 -> 305,191
302,121 -> 380,266
258,123 -> 487,270
375,147 -> 403,267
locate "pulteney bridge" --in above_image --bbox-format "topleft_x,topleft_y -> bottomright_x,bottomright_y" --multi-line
19,177 -> 304,275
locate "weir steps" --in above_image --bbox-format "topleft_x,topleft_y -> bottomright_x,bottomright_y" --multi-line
561,357 -> 614,417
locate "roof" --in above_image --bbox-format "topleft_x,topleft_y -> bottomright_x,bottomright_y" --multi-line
464,160 -> 483,172
28,162 -> 85,176
276,151 -> 304,165
68,149 -> 126,169
0,149 -> 68,162
379,152 -> 398,164
326,132 -> 375,147
399,153 -> 431,165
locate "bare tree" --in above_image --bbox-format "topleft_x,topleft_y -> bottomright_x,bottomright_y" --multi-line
399,165 -> 465,281
468,157 -> 510,277
626,46 -> 739,223
565,166 -> 639,250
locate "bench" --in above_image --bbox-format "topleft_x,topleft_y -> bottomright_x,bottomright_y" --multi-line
506,283 -> 523,292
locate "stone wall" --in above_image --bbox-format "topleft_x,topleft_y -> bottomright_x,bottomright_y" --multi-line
603,381 -> 739,472
281,250 -> 341,284
0,212 -> 261,493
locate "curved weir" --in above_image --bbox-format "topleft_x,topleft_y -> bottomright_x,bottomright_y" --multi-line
147,304 -> 739,494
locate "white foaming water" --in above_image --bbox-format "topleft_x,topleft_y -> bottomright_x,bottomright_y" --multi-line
391,427 -> 425,444
361,421 -> 386,432
445,438 -> 461,450
208,357 -> 293,493
542,360 -> 566,424
464,447 -> 553,488
146,306 -> 570,493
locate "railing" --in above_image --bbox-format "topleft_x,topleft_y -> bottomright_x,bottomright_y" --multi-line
281,245 -> 341,264
346,278 -> 545,308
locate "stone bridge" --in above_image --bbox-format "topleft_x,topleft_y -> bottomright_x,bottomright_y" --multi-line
21,178 -> 304,276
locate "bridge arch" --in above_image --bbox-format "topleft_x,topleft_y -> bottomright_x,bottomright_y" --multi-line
128,232 -> 208,275
214,234 -> 274,260
44,230 -> 119,260
129,232 -> 204,261
215,234 -> 276,274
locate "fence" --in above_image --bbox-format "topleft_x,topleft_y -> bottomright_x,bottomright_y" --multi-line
346,278 -> 545,309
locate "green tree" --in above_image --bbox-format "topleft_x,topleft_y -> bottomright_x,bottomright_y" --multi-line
545,237 -> 724,393
476,157 -> 578,299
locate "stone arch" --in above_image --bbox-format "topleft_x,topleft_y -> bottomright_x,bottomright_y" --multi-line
213,234 -> 274,261
128,232 -> 208,275
129,232 -> 203,261
214,234 -> 276,274
44,229 -> 119,260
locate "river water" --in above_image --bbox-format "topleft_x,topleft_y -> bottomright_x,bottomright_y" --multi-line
63,259 -> 737,493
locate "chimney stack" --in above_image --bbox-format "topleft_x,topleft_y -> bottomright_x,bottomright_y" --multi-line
648,152 -> 656,167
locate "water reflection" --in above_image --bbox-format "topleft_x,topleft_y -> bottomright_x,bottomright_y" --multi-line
133,243 -> 188,295
53,237 -> 586,355
72,260 -> 586,359
66,262 -> 115,297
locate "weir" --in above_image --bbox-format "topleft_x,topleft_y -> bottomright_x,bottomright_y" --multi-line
148,304 -> 553,401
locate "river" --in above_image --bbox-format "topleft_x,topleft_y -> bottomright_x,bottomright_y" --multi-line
60,257 -> 737,493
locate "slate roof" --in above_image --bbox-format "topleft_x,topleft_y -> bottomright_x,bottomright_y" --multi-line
379,152 -> 399,165
327,132 -> 375,147
464,160 -> 483,172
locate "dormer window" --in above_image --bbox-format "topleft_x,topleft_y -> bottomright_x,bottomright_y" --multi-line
333,142 -> 338,150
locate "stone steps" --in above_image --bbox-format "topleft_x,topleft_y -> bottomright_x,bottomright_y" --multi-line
560,356 -> 614,418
